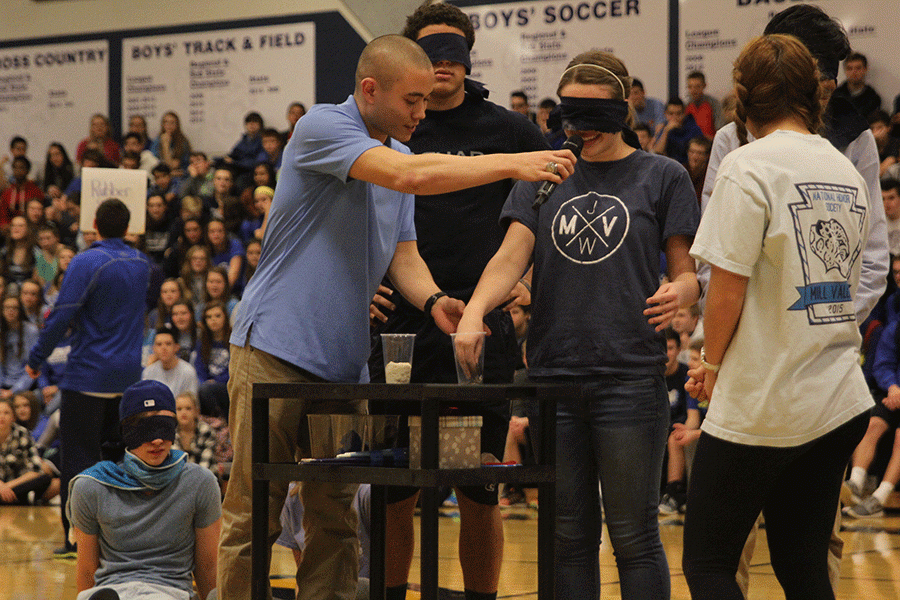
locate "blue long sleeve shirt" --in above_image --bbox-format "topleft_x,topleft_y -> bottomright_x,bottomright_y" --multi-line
28,238 -> 151,393
228,134 -> 263,171
873,320 -> 900,393
193,340 -> 230,384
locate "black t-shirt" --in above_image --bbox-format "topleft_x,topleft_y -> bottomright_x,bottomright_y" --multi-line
145,215 -> 173,264
369,89 -> 545,385
832,83 -> 882,122
879,136 -> 900,164
502,150 -> 699,376
405,91 -> 549,296
665,362 -> 689,426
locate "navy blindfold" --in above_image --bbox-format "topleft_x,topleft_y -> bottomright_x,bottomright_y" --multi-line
417,32 -> 472,74
548,96 -> 630,134
122,414 -> 176,450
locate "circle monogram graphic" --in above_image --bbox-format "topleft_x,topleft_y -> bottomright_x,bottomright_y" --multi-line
551,192 -> 629,264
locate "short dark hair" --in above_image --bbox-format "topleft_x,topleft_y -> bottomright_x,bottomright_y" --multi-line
763,4 -> 850,66
245,112 -> 263,125
154,325 -> 177,344
38,222 -> 59,238
631,78 -> 644,91
189,151 -> 208,161
633,122 -> 651,135
151,163 -> 171,176
845,52 -> 867,68
664,327 -> 680,347
538,98 -> 557,110
687,71 -> 706,84
121,151 -> 141,164
261,128 -> 281,140
402,1 -> 476,49
123,132 -> 143,145
511,90 -> 528,102
689,136 -> 712,153
10,136 -> 26,149
12,156 -> 30,172
883,178 -> 900,195
666,97 -> 685,108
81,148 -> 106,166
870,110 -> 891,127
95,198 -> 130,239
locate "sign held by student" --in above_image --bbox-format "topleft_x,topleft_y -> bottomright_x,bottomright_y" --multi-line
80,167 -> 147,235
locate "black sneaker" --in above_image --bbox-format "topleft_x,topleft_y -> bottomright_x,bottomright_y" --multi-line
87,589 -> 120,600
52,542 -> 77,559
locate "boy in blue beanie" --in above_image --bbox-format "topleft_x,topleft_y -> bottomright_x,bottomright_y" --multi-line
69,380 -> 221,600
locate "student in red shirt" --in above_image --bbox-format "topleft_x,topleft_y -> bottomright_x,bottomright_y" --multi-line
685,72 -> 723,139
0,157 -> 44,231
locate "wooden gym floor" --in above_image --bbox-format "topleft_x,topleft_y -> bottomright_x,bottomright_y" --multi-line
2,500 -> 899,599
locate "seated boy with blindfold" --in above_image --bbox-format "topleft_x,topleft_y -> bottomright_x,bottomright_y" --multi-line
68,380 -> 221,600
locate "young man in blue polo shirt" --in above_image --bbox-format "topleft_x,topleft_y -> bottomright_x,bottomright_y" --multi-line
221,34 -> 577,600
27,198 -> 150,557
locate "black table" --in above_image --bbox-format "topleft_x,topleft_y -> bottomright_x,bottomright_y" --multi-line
251,382 -> 573,600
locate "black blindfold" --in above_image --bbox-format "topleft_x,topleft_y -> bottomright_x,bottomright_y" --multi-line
417,32 -> 472,75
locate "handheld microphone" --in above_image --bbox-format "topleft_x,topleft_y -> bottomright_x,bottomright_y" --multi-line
532,134 -> 583,210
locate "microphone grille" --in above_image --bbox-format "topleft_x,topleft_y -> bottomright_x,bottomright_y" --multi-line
563,134 -> 584,158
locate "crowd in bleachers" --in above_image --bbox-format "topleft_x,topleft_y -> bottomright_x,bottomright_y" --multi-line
0,103 -> 307,505
3,49 -> 900,512
2,22 -> 900,600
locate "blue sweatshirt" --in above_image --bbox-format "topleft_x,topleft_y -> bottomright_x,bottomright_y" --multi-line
28,238 -> 151,393
193,340 -> 230,384
874,320 -> 900,393
228,133 -> 263,171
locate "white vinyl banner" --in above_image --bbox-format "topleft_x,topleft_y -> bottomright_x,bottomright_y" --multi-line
462,1 -> 669,109
121,22 -> 316,157
0,40 -> 109,177
679,0 -> 900,110
80,167 -> 147,235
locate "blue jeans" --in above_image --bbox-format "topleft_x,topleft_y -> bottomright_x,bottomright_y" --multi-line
546,372 -> 671,600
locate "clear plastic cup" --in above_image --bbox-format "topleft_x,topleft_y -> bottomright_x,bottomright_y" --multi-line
451,331 -> 486,384
381,333 -> 415,384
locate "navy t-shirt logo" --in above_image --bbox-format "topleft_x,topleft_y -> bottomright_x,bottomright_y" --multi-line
551,192 -> 630,264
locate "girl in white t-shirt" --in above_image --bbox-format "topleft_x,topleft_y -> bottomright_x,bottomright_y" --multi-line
683,35 -> 873,600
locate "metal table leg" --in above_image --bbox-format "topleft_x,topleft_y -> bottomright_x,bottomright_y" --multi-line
370,484 -> 387,600
420,398 -> 440,600
252,393 -> 269,600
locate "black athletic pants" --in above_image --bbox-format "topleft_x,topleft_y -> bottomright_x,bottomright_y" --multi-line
682,412 -> 868,600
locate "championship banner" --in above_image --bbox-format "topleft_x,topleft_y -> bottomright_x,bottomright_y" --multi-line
458,0 -> 669,109
121,21 -> 316,157
80,167 -> 148,235
0,40 -> 109,175
678,0 -> 900,109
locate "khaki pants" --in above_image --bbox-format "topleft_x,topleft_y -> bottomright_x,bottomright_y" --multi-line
737,503 -> 843,598
218,344 -> 365,600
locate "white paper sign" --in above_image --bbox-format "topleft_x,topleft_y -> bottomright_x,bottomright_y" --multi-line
121,22 -> 316,157
679,0 -> 900,107
80,167 -> 148,235
462,1 -> 669,107
0,40 -> 109,176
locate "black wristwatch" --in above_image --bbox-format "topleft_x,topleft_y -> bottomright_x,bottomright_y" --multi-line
423,291 -> 447,317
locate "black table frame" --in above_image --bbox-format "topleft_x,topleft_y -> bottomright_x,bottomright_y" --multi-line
251,382 -> 573,600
